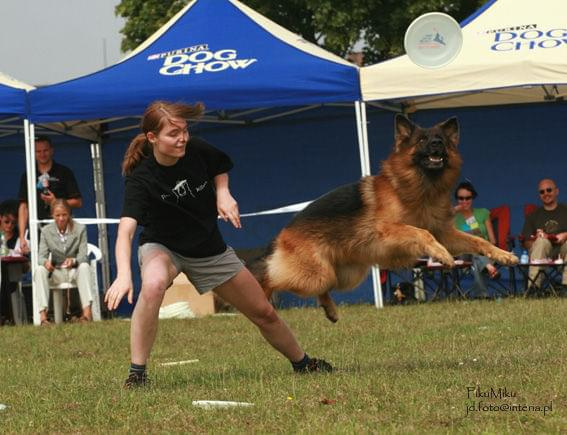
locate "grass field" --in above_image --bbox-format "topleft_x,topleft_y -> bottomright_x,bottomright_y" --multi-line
1,297 -> 566,433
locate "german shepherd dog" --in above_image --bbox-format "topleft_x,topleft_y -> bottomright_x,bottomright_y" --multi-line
250,115 -> 518,322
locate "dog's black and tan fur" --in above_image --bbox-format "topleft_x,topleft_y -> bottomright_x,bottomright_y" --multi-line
250,115 -> 518,322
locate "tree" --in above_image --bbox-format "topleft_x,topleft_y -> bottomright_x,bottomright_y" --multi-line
115,0 -> 489,64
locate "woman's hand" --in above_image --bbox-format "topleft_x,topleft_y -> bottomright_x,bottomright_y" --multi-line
217,189 -> 241,229
44,260 -> 55,273
104,276 -> 134,311
19,237 -> 30,255
61,257 -> 76,268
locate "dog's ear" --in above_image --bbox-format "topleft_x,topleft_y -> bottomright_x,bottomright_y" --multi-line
394,114 -> 415,151
440,117 -> 459,148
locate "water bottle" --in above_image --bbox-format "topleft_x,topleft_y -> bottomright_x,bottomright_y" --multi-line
0,234 -> 8,257
520,250 -> 529,265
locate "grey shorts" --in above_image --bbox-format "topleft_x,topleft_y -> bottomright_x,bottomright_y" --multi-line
138,243 -> 244,294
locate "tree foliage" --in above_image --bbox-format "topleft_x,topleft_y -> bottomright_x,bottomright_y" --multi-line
116,0 -> 489,64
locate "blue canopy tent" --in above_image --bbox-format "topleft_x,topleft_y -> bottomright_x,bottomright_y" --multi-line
0,72 -> 36,323
0,73 -> 30,119
30,0 -> 360,121
27,0 -> 384,320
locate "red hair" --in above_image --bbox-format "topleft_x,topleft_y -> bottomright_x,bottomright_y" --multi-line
121,101 -> 204,175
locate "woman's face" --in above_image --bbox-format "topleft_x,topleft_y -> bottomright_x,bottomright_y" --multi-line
52,206 -> 70,231
148,117 -> 189,165
1,213 -> 16,235
456,188 -> 474,211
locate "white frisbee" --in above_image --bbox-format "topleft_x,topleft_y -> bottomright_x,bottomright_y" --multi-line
192,400 -> 254,409
159,359 -> 199,367
0,403 -> 7,411
404,12 -> 463,68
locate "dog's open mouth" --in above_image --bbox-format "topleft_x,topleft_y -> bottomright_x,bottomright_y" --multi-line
420,153 -> 445,170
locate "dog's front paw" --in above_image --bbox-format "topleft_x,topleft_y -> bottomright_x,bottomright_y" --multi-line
487,247 -> 519,265
491,249 -> 519,266
428,243 -> 455,267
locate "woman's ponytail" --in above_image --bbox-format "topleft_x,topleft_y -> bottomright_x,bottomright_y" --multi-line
122,133 -> 150,175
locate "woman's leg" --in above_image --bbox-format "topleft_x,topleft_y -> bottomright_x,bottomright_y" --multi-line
75,263 -> 93,320
130,248 -> 178,366
470,255 -> 489,298
34,265 -> 51,323
213,267 -> 305,362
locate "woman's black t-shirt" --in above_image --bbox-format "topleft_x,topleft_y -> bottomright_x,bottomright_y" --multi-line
121,137 -> 233,258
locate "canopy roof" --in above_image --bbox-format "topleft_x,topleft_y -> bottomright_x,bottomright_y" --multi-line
0,71 -> 33,116
29,0 -> 360,123
361,0 -> 567,110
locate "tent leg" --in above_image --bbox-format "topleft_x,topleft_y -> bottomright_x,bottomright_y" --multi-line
24,121 -> 41,325
354,101 -> 383,309
90,142 -> 111,293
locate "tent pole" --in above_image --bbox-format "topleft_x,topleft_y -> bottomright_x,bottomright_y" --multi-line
354,101 -> 383,309
90,142 -> 111,300
24,121 -> 41,325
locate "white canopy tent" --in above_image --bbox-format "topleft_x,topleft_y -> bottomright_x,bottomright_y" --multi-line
361,0 -> 567,110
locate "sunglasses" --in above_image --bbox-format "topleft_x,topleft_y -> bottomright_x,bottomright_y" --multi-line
539,187 -> 554,195
457,196 -> 472,201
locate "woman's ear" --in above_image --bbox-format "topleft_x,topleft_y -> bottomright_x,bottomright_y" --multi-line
146,132 -> 156,144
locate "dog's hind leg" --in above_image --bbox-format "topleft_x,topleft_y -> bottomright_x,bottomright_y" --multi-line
318,291 -> 339,323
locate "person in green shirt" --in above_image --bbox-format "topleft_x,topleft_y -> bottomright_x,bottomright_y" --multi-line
453,181 -> 498,297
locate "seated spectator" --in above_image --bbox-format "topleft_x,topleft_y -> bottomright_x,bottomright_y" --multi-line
35,199 -> 92,325
0,200 -> 20,324
521,178 -> 567,290
453,181 -> 498,298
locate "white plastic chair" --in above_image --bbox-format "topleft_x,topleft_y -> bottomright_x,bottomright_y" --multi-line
50,243 -> 102,323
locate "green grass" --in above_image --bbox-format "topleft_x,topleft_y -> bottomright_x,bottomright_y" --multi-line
1,297 -> 566,433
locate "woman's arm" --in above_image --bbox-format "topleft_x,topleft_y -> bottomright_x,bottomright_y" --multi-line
214,173 -> 241,229
75,225 -> 89,264
38,227 -> 50,266
17,202 -> 29,254
104,217 -> 138,310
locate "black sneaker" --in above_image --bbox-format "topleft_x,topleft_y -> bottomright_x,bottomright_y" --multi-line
294,358 -> 333,373
124,372 -> 149,388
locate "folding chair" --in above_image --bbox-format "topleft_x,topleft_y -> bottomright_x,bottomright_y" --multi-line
46,243 -> 103,324
488,205 -> 517,296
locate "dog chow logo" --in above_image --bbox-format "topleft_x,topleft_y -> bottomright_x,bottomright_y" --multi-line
147,43 -> 257,75
485,24 -> 567,52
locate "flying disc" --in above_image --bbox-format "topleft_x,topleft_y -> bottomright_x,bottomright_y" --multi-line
0,404 -> 7,411
192,400 -> 254,409
160,359 -> 199,367
404,12 -> 463,68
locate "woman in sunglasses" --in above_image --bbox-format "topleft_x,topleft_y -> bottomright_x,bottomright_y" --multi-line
453,181 -> 498,298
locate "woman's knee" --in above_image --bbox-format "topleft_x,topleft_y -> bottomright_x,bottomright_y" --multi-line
140,275 -> 169,303
77,262 -> 90,273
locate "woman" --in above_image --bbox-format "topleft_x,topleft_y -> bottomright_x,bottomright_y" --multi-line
453,181 -> 498,297
104,101 -> 331,388
36,199 -> 92,325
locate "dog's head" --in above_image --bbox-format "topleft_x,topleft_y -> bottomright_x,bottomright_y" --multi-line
393,114 -> 460,175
